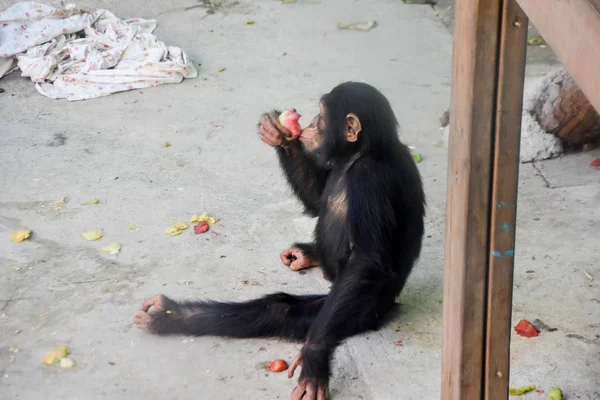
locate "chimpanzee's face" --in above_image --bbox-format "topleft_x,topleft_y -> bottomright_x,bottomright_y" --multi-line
299,103 -> 326,152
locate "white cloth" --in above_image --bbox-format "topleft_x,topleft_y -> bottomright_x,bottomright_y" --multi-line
0,2 -> 197,101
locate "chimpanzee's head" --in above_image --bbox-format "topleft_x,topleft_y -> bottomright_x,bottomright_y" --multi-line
299,82 -> 399,165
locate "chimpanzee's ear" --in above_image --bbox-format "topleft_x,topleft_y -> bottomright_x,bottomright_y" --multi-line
345,113 -> 361,142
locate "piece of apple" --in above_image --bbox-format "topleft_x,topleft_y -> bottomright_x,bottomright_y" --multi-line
278,109 -> 302,139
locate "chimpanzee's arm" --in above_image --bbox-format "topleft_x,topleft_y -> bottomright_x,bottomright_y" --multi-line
276,140 -> 329,217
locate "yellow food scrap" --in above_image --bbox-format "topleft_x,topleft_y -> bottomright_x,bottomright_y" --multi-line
11,266 -> 22,271
165,227 -> 182,236
246,20 -> 255,25
9,347 -> 19,353
82,231 -> 103,241
83,197 -> 99,205
101,243 -> 121,255
218,67 -> 226,72
527,36 -> 546,46
191,212 -> 220,225
53,205 -> 62,211
60,358 -> 75,368
128,225 -> 136,230
509,385 -> 536,395
548,388 -> 563,400
166,310 -> 173,314
11,229 -> 32,243
43,345 -> 69,365
57,197 -> 66,204
162,142 -> 171,147
172,221 -> 189,230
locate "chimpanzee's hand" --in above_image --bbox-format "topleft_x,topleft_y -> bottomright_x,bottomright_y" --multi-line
258,111 -> 293,147
288,352 -> 330,400
280,247 -> 320,271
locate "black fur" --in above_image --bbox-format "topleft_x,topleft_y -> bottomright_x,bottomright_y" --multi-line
146,82 -> 426,388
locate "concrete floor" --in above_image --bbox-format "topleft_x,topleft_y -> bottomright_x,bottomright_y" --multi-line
0,1 -> 598,399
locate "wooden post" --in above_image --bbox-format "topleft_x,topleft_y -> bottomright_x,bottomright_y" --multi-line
441,0 -> 528,398
484,2 -> 528,399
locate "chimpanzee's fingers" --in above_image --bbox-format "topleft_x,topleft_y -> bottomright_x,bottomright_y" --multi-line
288,353 -> 302,378
304,384 -> 317,400
291,382 -> 307,400
261,127 -> 283,147
260,126 -> 279,141
317,385 -> 329,400
261,115 -> 279,135
268,112 -> 293,137
280,250 -> 293,266
141,295 -> 162,312
290,258 -> 307,271
260,134 -> 278,147
260,127 -> 280,146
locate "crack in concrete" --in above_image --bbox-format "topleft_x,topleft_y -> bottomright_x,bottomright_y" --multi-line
531,162 -> 552,188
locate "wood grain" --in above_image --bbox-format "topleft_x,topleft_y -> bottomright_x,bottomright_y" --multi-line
517,0 -> 600,113
484,1 -> 528,399
441,0 -> 502,398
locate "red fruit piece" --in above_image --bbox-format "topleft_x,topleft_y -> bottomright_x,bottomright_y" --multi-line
590,158 -> 600,167
278,109 -> 302,139
268,359 -> 288,372
514,319 -> 539,338
194,221 -> 209,234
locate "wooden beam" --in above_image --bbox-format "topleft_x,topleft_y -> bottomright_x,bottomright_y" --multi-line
484,1 -> 528,399
442,0 -> 527,398
441,0 -> 502,397
517,0 -> 600,113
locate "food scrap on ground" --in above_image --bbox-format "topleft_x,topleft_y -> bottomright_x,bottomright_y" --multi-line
194,221 -> 209,234
10,229 -> 32,243
527,35 -> 547,46
0,2 -> 197,101
101,243 -> 121,254
218,67 -> 226,72
173,221 -> 189,231
57,197 -> 66,204
591,158 -> 600,167
337,21 -> 378,32
162,142 -> 171,147
190,212 -> 220,225
128,225 -> 137,230
269,359 -> 288,372
60,358 -> 75,368
42,345 -> 69,365
11,266 -> 22,271
83,197 -> 99,205
165,226 -> 182,236
82,231 -> 103,241
246,20 -> 255,25
509,385 -> 536,395
547,388 -> 563,400
412,153 -> 423,163
514,319 -> 539,338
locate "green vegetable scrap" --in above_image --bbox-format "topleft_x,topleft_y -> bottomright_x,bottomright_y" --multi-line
547,388 -> 563,400
509,385 -> 536,395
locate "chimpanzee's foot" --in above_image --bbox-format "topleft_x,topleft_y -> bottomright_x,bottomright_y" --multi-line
133,294 -> 178,332
280,248 -> 320,271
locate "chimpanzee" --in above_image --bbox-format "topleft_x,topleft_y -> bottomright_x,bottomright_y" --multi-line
134,82 -> 426,400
